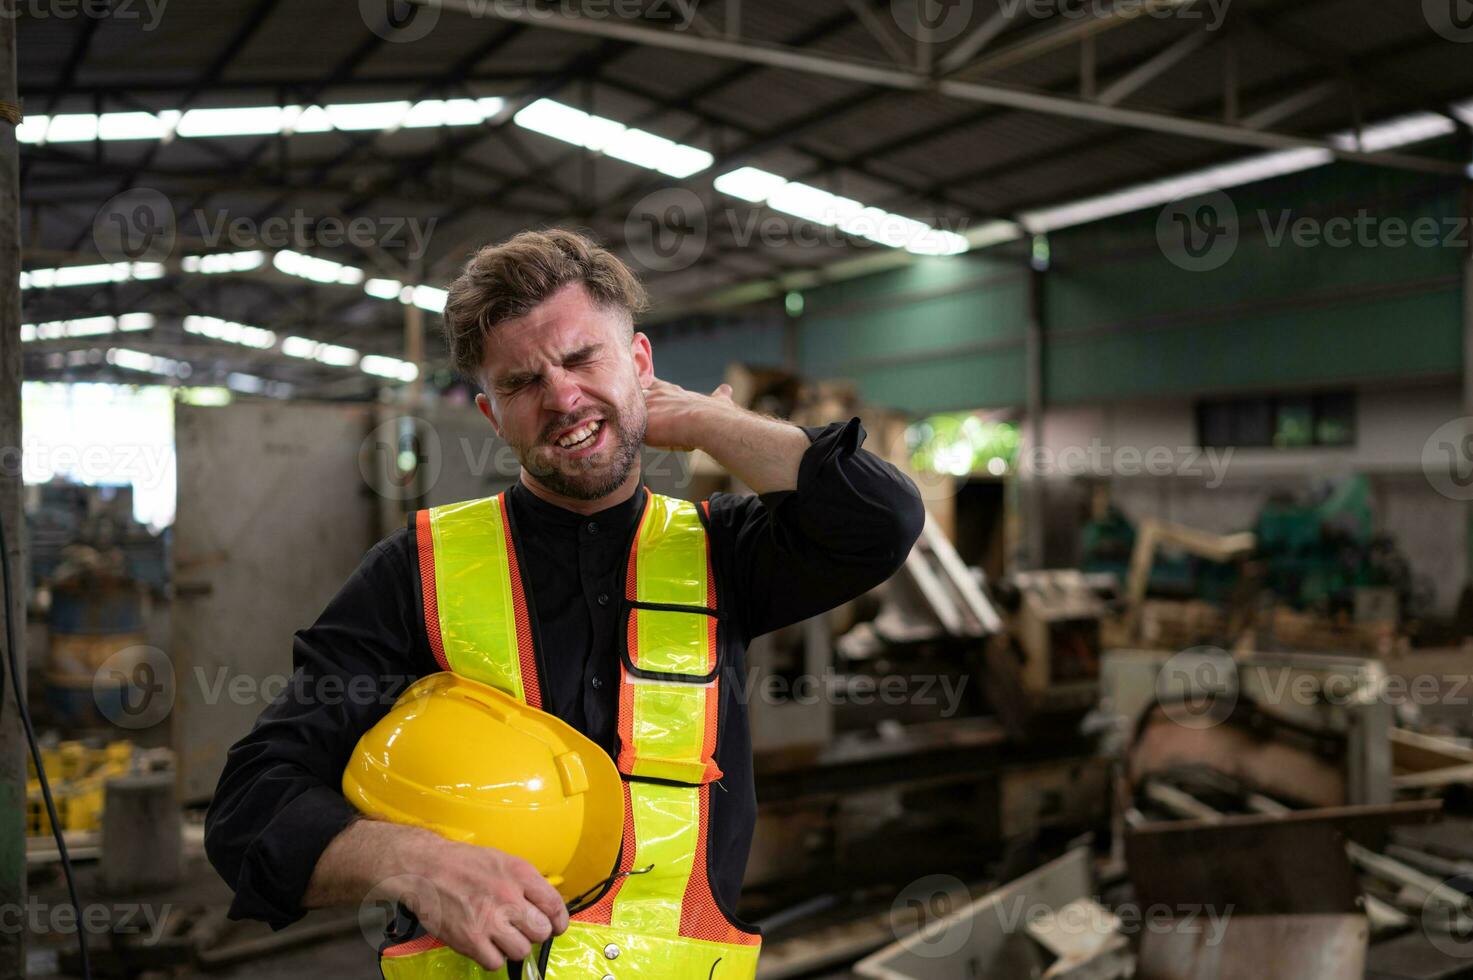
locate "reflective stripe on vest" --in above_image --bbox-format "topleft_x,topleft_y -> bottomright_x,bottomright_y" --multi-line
395,490 -> 759,980
416,493 -> 541,707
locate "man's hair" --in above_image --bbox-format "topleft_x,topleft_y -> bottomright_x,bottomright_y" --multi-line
443,228 -> 649,382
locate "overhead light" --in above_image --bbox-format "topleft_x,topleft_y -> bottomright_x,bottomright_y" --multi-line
179,387 -> 232,406
712,165 -> 968,255
1334,113 -> 1456,153
965,220 -> 1025,250
513,98 -> 713,178
714,167 -> 789,202
362,278 -> 447,312
21,262 -> 164,290
183,315 -> 277,350
273,250 -> 364,285
1020,148 -> 1334,232
107,347 -> 191,378
1021,98 -> 1473,234
407,285 -> 447,313
364,278 -> 404,300
282,335 -> 360,367
20,313 -> 155,342
360,354 -> 420,382
18,98 -> 505,145
182,251 -> 266,274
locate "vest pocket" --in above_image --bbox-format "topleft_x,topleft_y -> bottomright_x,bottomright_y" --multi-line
617,602 -> 724,786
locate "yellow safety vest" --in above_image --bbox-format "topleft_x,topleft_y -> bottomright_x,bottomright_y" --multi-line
379,490 -> 762,979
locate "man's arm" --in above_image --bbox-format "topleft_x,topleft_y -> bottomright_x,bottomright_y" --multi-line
305,819 -> 567,971
705,417 -> 926,639
642,376 -> 924,637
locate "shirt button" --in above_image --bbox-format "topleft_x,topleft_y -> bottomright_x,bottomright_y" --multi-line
591,676 -> 603,690
597,593 -> 610,607
586,521 -> 599,534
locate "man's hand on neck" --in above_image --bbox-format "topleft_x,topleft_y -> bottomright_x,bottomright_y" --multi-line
642,378 -> 807,495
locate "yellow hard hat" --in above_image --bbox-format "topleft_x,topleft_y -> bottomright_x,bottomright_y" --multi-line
342,672 -> 624,903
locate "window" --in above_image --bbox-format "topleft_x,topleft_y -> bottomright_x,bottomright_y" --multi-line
1196,391 -> 1355,449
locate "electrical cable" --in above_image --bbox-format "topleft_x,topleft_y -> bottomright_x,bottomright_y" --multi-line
0,516 -> 91,979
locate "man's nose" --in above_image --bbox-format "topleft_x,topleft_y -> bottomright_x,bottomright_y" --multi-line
542,369 -> 582,416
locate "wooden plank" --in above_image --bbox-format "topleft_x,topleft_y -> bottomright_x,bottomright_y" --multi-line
1394,764 -> 1473,791
1132,799 -> 1443,844
1391,728 -> 1473,773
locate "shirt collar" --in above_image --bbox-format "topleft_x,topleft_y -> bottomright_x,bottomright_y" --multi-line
507,480 -> 647,532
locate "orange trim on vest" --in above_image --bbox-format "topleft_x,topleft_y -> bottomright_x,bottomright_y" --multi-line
614,499 -> 651,775
571,780 -> 636,927
415,510 -> 450,672
682,784 -> 761,946
383,935 -> 445,958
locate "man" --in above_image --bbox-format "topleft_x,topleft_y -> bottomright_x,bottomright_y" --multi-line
205,229 -> 924,977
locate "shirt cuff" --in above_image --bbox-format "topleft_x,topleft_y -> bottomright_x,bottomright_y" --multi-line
227,784 -> 359,929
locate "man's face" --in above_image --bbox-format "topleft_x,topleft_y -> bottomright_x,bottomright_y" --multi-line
475,282 -> 653,501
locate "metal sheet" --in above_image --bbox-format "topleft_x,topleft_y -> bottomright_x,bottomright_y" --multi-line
855,847 -> 1093,980
171,401 -> 377,802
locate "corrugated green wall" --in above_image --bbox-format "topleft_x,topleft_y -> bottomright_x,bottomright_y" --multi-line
650,156 -> 1467,413
1045,161 -> 1466,404
797,250 -> 1032,413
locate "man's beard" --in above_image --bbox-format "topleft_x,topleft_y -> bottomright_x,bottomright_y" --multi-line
517,400 -> 647,501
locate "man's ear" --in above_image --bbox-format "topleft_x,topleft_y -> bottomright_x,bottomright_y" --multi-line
631,331 -> 654,387
475,392 -> 504,437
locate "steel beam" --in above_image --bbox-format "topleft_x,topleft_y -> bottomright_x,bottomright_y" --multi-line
424,0 -> 1462,176
0,3 -> 25,975
936,2 -> 1026,75
946,0 -> 1196,79
1097,29 -> 1215,106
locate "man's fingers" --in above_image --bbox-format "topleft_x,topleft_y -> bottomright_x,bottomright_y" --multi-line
467,941 -> 505,973
522,878 -> 569,934
490,914 -> 534,963
711,383 -> 733,400
512,902 -> 553,944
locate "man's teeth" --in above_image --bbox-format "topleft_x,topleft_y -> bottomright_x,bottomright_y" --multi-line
556,420 -> 602,448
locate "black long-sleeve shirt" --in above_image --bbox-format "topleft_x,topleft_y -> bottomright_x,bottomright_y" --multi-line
205,419 -> 924,929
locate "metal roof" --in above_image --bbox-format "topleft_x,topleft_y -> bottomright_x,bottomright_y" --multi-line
15,0 -> 1473,394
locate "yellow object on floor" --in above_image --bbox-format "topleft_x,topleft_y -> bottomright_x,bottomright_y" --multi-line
27,740 -> 134,837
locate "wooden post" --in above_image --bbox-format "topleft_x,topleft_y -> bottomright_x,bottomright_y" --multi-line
0,3 -> 27,975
